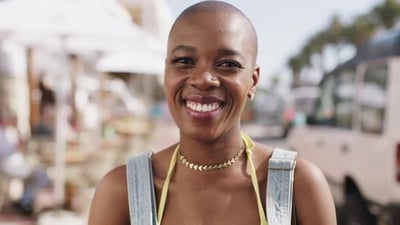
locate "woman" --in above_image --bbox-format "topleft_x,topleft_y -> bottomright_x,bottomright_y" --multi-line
88,1 -> 337,224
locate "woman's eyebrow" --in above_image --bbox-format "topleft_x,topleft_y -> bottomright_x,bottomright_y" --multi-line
170,46 -> 245,61
170,45 -> 197,54
217,48 -> 245,60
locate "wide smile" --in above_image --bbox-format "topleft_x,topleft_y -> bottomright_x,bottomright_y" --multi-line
185,101 -> 221,112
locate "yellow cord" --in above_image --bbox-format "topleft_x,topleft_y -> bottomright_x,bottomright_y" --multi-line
157,144 -> 179,225
242,132 -> 268,225
157,133 -> 268,225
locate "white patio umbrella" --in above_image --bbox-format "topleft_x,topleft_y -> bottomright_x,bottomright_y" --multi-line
0,0 -> 164,208
0,0 -> 162,53
95,50 -> 165,75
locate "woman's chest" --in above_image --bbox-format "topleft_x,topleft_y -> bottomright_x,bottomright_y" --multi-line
156,182 -> 265,225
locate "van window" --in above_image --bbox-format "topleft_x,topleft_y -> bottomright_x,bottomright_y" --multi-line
334,70 -> 356,128
360,65 -> 388,134
314,76 -> 336,125
310,68 -> 356,128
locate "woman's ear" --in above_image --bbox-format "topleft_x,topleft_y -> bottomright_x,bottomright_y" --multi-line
248,65 -> 260,100
251,65 -> 260,88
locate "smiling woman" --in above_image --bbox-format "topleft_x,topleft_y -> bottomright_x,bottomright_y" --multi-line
88,1 -> 337,225
163,3 -> 258,141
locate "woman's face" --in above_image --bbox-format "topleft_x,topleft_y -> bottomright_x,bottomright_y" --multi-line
164,10 -> 259,141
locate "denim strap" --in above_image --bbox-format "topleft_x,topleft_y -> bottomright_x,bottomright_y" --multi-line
126,152 -> 157,225
267,148 -> 297,225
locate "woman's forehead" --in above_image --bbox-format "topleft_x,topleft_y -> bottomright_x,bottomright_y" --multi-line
167,1 -> 258,62
168,12 -> 256,54
168,14 -> 257,60
173,7 -> 250,32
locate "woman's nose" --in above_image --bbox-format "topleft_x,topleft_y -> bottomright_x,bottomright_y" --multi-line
188,71 -> 220,90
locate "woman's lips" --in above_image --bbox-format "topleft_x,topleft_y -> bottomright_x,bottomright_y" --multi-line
185,101 -> 221,112
183,94 -> 224,119
184,94 -> 224,103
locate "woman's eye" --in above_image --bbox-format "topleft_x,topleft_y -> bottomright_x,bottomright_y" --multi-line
217,61 -> 243,69
171,57 -> 194,65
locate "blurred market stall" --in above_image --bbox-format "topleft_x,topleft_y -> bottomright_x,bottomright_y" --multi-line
0,0 -> 167,221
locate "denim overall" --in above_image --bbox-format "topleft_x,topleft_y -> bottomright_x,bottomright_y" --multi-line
126,148 -> 297,225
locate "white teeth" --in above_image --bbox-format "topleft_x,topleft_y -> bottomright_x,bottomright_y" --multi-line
186,101 -> 220,112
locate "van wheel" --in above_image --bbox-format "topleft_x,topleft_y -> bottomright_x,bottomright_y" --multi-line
378,210 -> 391,225
378,206 -> 400,225
344,193 -> 376,225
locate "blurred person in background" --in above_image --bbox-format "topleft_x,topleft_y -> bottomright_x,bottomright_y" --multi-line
88,1 -> 336,225
31,76 -> 56,139
31,103 -> 55,139
0,109 -> 30,179
0,109 -> 50,215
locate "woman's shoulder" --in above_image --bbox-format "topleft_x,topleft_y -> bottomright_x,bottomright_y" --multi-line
294,156 -> 328,187
93,165 -> 128,201
254,143 -> 324,178
292,157 -> 337,223
88,165 -> 130,225
95,165 -> 128,208
259,144 -> 327,185
102,165 -> 127,183
253,143 -> 328,186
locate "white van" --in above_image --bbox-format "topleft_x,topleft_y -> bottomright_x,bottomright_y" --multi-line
286,28 -> 400,225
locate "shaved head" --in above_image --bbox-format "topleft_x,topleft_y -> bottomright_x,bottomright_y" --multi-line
168,1 -> 258,60
163,0 -> 261,141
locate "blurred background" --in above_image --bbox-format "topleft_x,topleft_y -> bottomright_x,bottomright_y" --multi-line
0,0 -> 399,224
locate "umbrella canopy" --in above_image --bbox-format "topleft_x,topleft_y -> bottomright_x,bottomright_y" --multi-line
95,50 -> 165,75
0,0 -> 163,54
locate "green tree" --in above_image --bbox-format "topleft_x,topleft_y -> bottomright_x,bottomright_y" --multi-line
287,15 -> 344,86
341,13 -> 377,48
286,0 -> 400,87
373,0 -> 400,29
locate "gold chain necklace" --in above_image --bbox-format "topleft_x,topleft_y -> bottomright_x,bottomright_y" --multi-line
178,145 -> 245,171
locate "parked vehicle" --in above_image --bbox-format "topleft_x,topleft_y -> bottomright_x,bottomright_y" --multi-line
288,86 -> 320,119
253,92 -> 286,125
281,86 -> 320,137
253,91 -> 288,138
286,27 -> 400,225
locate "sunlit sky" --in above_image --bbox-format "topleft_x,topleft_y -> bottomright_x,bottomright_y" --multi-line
167,0 -> 383,88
